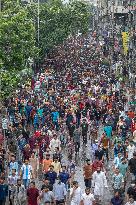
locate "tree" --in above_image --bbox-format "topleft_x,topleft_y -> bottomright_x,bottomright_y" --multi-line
0,0 -> 38,99
34,0 -> 91,61
0,0 -> 38,71
0,0 -> 91,99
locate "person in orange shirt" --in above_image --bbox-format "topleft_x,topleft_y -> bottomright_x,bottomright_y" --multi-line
42,154 -> 53,174
83,159 -> 93,188
128,109 -> 135,119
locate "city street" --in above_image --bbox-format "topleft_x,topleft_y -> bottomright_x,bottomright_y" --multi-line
0,0 -> 136,205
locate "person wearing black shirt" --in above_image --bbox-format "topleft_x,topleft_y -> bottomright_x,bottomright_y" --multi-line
68,122 -> 75,138
75,108 -> 81,128
127,181 -> 136,201
95,145 -> 104,161
128,152 -> 136,180
81,119 -> 88,145
41,178 -> 53,191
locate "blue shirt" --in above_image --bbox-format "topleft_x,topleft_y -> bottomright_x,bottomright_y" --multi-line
34,114 -> 39,124
52,112 -> 59,122
92,143 -> 98,154
114,145 -> 123,157
59,172 -> 69,184
25,105 -> 32,116
46,171 -> 57,185
0,184 -> 8,200
104,125 -> 112,138
53,182 -> 66,200
111,197 -> 123,205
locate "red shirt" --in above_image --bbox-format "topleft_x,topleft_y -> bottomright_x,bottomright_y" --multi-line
131,121 -> 136,133
92,160 -> 103,173
27,187 -> 39,205
128,111 -> 135,119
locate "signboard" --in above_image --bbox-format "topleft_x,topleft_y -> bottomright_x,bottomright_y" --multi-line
122,32 -> 129,55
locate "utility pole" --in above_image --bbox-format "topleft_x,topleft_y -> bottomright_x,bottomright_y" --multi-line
38,0 -> 40,47
37,0 -> 40,70
0,0 -> 1,12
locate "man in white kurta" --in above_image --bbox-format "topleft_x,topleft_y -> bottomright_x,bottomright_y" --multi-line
92,167 -> 108,199
70,181 -> 82,205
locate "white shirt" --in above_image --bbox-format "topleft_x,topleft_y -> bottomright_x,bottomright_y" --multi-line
70,187 -> 82,205
50,139 -> 61,152
125,202 -> 136,205
81,193 -> 95,205
127,145 -> 136,160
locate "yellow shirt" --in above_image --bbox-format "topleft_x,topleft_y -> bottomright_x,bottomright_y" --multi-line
51,161 -> 61,175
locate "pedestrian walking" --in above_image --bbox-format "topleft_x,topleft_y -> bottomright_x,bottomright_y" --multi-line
13,179 -> 26,205
83,159 -> 93,188
0,176 -> 8,205
80,187 -> 95,205
8,169 -> 18,205
27,181 -> 39,205
70,181 -> 82,205
53,177 -> 67,204
92,167 -> 108,201
112,168 -> 124,194
40,185 -> 54,205
20,159 -> 33,188
110,191 -> 123,205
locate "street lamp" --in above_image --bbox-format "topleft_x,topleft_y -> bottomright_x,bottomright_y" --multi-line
38,0 -> 40,48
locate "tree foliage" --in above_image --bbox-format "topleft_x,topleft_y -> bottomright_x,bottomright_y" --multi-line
0,0 -> 38,71
38,0 -> 91,60
0,0 -> 91,99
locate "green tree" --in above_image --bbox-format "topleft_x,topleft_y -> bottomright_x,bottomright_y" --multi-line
34,0 -> 91,61
0,0 -> 91,99
0,0 -> 38,71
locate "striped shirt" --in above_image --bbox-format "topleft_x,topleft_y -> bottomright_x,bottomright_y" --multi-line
9,161 -> 19,175
21,164 -> 32,179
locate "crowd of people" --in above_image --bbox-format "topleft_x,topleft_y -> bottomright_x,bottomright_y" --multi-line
0,32 -> 136,205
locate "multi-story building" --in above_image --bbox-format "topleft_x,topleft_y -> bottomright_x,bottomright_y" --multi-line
97,0 -> 135,31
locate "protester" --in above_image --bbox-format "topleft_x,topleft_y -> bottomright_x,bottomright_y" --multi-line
1,31 -> 135,205
53,177 -> 67,204
127,181 -> 136,202
112,168 -> 124,194
80,187 -> 95,205
128,152 -> 136,180
0,177 -> 8,205
45,165 -> 57,185
110,191 -> 123,205
92,167 -> 108,201
70,181 -> 82,205
20,159 -> 33,188
27,181 -> 39,205
40,185 -> 54,204
125,196 -> 136,205
13,179 -> 26,205
8,169 -> 18,205
29,152 -> 39,179
83,159 -> 93,188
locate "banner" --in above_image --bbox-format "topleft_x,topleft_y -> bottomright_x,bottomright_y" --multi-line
122,32 -> 129,55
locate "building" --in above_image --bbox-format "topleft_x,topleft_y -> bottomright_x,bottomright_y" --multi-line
97,0 -> 135,31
